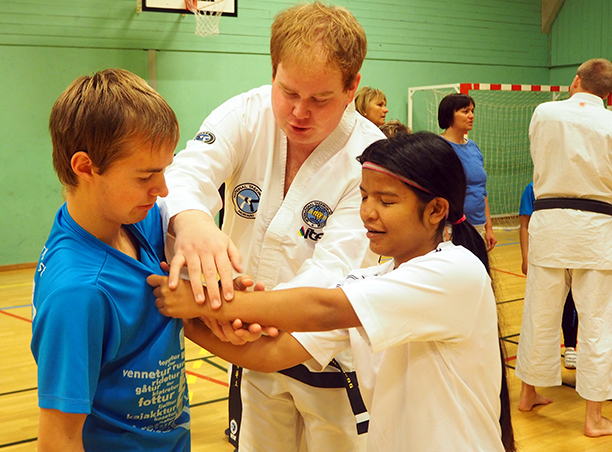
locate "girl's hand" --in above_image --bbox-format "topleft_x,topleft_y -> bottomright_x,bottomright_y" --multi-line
229,276 -> 279,339
147,273 -> 206,319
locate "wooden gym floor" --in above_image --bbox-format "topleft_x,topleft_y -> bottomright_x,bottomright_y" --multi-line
2,228 -> 612,451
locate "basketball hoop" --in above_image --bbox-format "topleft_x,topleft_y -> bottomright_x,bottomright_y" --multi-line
185,0 -> 226,37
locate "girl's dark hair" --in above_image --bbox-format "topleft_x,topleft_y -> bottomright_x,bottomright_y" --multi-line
358,131 -> 489,270
438,93 -> 475,130
357,131 -> 515,452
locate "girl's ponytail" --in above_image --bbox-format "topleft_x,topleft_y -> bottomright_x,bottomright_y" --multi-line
450,220 -> 490,275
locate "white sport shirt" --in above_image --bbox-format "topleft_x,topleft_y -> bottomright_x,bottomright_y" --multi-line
294,242 -> 504,452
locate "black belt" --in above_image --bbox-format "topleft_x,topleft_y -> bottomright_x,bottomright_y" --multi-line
278,363 -> 346,388
328,359 -> 370,435
533,197 -> 612,216
279,361 -> 369,434
228,361 -> 369,446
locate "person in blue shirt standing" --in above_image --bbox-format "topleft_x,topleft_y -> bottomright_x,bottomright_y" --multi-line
31,68 -> 191,452
439,93 -> 497,250
519,182 -> 578,369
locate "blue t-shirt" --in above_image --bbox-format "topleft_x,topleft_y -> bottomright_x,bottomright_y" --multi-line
31,203 -> 190,452
446,139 -> 488,226
519,182 -> 535,216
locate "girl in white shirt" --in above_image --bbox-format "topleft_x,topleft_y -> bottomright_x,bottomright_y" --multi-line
149,131 -> 516,452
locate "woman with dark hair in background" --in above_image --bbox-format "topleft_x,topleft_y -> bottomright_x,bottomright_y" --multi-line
439,93 -> 497,250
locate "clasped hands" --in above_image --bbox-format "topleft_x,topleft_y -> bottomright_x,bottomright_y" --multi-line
147,263 -> 278,345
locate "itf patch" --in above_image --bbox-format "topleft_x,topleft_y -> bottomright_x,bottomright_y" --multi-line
302,201 -> 333,229
232,183 -> 261,219
194,131 -> 216,144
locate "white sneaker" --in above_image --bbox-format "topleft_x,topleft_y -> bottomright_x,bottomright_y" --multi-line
564,347 -> 577,369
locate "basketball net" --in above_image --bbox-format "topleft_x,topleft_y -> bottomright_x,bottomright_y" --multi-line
185,0 -> 226,37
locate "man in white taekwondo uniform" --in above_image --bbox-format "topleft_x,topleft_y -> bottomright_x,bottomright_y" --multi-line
162,3 -> 384,451
515,58 -> 612,438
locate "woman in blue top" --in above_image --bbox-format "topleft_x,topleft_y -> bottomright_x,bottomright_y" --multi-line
439,93 -> 497,250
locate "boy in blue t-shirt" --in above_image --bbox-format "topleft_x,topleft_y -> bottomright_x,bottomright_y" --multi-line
30,69 -> 191,451
519,182 -> 578,369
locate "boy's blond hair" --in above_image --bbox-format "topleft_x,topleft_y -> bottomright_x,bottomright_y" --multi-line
270,2 -> 367,91
50,68 -> 179,187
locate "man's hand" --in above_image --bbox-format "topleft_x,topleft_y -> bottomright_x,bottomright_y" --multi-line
168,210 -> 243,308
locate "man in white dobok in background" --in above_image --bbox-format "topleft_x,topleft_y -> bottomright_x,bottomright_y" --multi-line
516,58 -> 612,438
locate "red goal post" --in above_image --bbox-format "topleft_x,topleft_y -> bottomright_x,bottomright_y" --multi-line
408,82 -> 612,130
407,83 -> 572,131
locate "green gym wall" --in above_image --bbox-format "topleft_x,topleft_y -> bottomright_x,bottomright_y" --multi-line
0,0 -> 610,266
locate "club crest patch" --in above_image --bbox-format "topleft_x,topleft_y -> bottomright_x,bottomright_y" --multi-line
302,201 -> 333,229
194,131 -> 216,144
232,183 -> 261,219
229,419 -> 238,438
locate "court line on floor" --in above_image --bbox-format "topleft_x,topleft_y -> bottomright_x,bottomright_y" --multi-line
0,437 -> 37,449
497,298 -> 524,306
0,400 -> 234,448
0,282 -> 33,289
491,267 -> 526,279
0,303 -> 31,310
201,356 -> 228,373
186,356 -> 229,374
493,241 -> 520,247
186,370 -> 229,387
0,387 -> 37,397
0,309 -> 31,323
190,396 -> 229,408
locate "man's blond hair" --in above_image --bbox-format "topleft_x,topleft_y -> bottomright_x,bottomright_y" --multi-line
577,58 -> 612,98
50,68 -> 179,187
270,2 -> 367,91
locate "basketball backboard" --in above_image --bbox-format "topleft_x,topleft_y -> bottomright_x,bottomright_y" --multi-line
139,0 -> 237,16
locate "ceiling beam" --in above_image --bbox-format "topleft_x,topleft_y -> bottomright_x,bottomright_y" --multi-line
542,0 -> 566,33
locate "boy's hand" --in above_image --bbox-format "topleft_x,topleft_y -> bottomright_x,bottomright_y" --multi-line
233,274 -> 266,293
